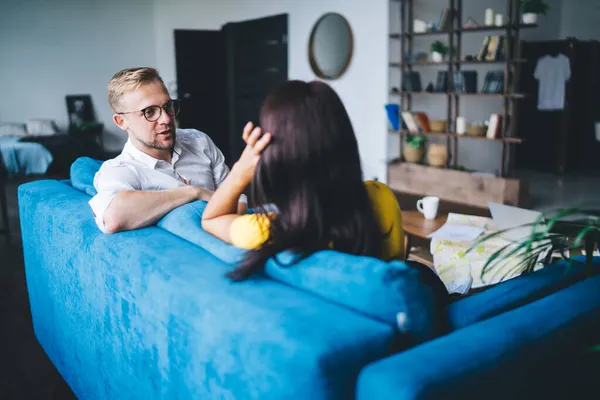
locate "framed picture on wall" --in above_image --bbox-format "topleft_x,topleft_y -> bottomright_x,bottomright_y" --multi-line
66,94 -> 95,128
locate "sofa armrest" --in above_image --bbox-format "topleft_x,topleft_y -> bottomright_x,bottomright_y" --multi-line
357,274 -> 600,400
447,256 -> 599,330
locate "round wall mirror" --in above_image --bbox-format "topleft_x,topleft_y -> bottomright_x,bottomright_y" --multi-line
308,13 -> 354,80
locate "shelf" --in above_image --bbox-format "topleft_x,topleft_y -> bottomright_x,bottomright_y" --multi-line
390,24 -> 537,38
390,31 -> 450,38
391,91 -> 447,96
458,59 -> 527,64
455,92 -> 526,99
390,91 -> 526,99
389,129 -> 523,143
390,59 -> 527,67
456,23 -> 538,33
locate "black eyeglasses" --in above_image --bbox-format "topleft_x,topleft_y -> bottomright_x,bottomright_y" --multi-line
117,99 -> 181,122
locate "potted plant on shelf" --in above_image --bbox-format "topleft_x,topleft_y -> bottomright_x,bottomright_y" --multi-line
404,134 -> 427,163
431,41 -> 449,63
521,0 -> 550,24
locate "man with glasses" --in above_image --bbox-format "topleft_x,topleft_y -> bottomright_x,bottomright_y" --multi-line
89,67 -> 245,233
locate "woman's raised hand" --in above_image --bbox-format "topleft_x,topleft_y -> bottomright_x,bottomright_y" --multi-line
232,122 -> 272,185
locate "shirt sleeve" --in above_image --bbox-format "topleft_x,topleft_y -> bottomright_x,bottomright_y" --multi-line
204,133 -> 229,187
230,213 -> 272,249
204,132 -> 248,204
88,164 -> 140,233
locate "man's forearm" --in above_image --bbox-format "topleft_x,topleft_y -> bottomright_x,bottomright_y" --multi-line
103,186 -> 202,233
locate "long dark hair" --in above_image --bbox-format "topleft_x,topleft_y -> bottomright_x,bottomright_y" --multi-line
228,80 -> 383,280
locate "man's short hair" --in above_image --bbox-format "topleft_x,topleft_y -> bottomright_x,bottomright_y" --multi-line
108,67 -> 165,112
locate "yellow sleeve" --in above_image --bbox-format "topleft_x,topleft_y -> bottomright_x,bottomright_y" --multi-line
230,214 -> 272,250
365,181 -> 405,260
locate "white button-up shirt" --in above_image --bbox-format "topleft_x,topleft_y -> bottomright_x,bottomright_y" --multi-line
89,128 -> 243,232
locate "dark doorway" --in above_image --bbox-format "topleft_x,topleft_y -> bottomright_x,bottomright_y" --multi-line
516,39 -> 600,174
175,14 -> 288,166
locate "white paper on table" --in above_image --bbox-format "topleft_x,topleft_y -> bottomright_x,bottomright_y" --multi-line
427,223 -> 485,242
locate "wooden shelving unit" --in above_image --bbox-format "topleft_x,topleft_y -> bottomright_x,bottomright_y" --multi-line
387,0 -> 532,208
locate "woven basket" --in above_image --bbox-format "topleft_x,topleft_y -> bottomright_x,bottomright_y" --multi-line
467,124 -> 486,137
427,144 -> 448,167
430,120 -> 447,133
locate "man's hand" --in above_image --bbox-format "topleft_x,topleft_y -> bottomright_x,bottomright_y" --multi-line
191,186 -> 214,202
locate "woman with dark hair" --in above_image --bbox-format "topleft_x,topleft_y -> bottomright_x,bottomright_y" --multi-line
202,80 -> 405,281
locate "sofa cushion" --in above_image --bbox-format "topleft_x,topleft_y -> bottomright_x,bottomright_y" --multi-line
70,157 -> 102,196
158,204 -> 447,344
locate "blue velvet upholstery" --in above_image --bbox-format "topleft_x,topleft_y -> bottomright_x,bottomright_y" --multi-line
157,198 -> 445,344
447,256 -> 600,330
72,156 -> 445,342
70,157 -> 102,196
157,200 -> 247,265
18,158 -> 594,398
357,274 -> 600,399
19,180 -> 398,400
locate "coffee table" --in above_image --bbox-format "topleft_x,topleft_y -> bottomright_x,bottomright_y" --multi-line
402,210 -> 448,267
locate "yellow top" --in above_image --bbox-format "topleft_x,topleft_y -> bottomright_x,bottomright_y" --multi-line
230,181 -> 405,260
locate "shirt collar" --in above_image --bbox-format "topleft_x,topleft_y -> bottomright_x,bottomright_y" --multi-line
122,138 -> 183,169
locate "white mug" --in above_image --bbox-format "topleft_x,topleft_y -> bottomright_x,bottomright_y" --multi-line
417,196 -> 440,220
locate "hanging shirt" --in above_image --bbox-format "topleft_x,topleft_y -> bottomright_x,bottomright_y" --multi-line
534,53 -> 571,111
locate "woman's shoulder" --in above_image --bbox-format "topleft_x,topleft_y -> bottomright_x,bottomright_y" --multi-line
364,180 -> 395,196
230,213 -> 272,250
364,180 -> 400,210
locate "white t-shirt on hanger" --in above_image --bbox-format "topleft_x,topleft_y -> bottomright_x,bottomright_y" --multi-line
534,53 -> 571,111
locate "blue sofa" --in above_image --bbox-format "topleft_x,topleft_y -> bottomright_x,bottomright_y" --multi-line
17,158 -> 600,399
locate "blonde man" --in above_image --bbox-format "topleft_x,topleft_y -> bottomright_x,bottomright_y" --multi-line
89,67 -> 245,234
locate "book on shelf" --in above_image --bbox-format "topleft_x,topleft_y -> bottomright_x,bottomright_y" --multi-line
478,35 -> 505,61
435,71 -> 449,92
482,71 -> 504,94
462,71 -> 478,93
435,8 -> 451,31
486,114 -> 502,139
402,71 -> 422,92
477,36 -> 491,61
401,111 -> 431,133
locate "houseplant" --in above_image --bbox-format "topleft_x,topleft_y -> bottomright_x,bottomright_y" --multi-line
467,207 -> 600,283
404,134 -> 427,163
521,0 -> 550,24
431,41 -> 449,63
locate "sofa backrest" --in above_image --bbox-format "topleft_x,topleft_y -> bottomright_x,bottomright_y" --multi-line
70,156 -> 447,344
19,179 -> 399,400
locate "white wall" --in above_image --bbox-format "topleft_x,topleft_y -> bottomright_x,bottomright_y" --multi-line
388,0 -> 563,174
0,0 -> 156,151
560,0 -> 600,39
152,0 -> 389,181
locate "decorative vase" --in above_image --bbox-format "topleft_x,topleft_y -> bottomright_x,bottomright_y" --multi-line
431,51 -> 444,63
404,146 -> 425,163
522,13 -> 538,24
427,144 -> 448,167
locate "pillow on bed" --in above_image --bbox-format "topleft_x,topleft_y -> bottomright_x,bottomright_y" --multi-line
0,123 -> 27,137
26,119 -> 58,136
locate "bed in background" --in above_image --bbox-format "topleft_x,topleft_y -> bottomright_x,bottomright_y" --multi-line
0,122 -> 56,176
0,120 -> 101,177
0,136 -> 54,176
